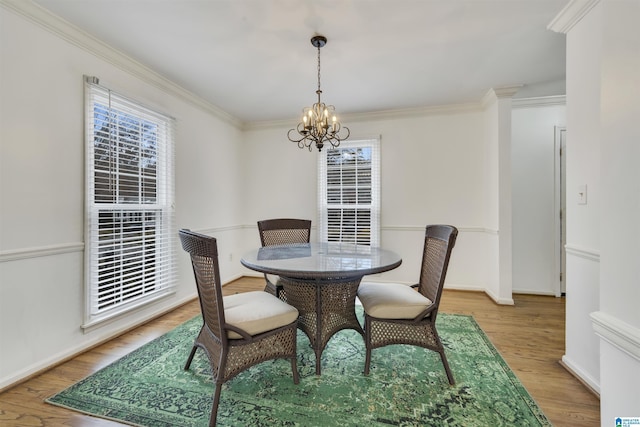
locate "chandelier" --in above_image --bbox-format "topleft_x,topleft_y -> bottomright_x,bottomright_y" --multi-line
288,35 -> 350,152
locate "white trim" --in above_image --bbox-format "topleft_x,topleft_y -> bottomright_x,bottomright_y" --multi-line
0,242 -> 84,262
591,311 -> 640,362
197,224 -> 247,235
481,86 -> 523,108
0,0 -> 571,132
343,102 -> 483,122
0,292 -> 196,392
512,289 -> 558,297
485,287 -> 515,305
0,226 -> 497,263
560,354 -> 601,395
382,226 -> 496,234
0,0 -> 240,128
565,244 -> 600,261
81,290 -> 176,332
553,126 -> 567,297
444,283 -> 487,293
244,102 -> 484,131
512,95 -> 566,109
2,271 -> 242,391
244,271 -> 507,306
548,0 -> 601,34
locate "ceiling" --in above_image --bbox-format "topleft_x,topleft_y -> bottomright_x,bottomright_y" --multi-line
31,0 -> 568,124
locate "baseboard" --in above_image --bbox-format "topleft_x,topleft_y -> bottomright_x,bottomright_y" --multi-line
512,289 -> 558,297
242,275 -> 521,305
0,294 -> 198,393
239,271 -> 263,279
484,288 -> 515,305
444,283 -> 485,292
221,272 -> 249,284
560,355 -> 601,397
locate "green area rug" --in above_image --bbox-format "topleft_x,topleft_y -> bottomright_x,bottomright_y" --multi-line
47,310 -> 551,426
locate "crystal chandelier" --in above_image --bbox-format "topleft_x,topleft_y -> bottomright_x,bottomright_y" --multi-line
288,35 -> 350,152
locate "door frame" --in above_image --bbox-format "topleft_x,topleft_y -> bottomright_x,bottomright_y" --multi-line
553,126 -> 567,297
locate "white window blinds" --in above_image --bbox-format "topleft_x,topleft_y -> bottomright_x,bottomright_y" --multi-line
318,138 -> 380,246
84,76 -> 176,327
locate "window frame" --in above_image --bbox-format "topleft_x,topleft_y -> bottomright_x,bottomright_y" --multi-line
83,76 -> 177,329
318,137 -> 380,246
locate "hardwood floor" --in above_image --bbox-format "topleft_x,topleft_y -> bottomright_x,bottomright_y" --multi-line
0,277 -> 600,426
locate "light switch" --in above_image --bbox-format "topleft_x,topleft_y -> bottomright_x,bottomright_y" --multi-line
577,184 -> 587,205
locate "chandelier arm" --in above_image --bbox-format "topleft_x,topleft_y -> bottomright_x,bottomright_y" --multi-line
287,128 -> 316,151
335,126 -> 350,141
287,128 -> 306,143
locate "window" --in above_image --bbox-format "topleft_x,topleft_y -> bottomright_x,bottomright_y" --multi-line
318,138 -> 380,246
84,76 -> 176,328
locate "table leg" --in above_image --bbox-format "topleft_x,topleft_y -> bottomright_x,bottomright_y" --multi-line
280,276 -> 364,375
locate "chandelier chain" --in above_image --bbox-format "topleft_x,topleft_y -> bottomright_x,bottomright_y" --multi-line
317,44 -> 322,93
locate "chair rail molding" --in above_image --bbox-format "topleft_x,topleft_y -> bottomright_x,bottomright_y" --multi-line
591,311 -> 640,362
0,242 -> 84,262
382,226 -> 495,234
197,224 -> 247,235
565,244 -> 600,262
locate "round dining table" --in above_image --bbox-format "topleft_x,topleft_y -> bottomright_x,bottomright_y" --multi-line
241,242 -> 402,374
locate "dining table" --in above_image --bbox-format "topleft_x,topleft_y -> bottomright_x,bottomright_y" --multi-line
240,242 -> 402,374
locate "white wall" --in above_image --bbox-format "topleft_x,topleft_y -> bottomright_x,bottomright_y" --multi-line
558,0 -> 603,394
512,100 -> 566,295
596,0 -> 640,421
243,110 -> 497,290
0,5 -> 245,389
551,0 -> 640,420
0,1 -> 572,392
482,89 -> 518,305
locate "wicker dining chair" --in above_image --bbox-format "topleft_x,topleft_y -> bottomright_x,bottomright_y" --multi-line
257,218 -> 312,301
357,224 -> 458,384
179,229 -> 300,426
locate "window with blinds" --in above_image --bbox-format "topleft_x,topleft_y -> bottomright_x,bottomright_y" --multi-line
318,138 -> 380,246
84,76 -> 176,327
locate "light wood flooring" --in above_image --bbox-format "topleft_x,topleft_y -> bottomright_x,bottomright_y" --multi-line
0,277 -> 600,426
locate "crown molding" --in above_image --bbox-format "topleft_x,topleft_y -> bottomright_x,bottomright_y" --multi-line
243,102 -> 484,131
493,85 -> 524,98
1,0 -> 242,128
248,88 -> 566,130
512,95 -> 566,109
342,102 -> 484,122
481,85 -> 524,108
548,0 -> 601,34
1,0 -> 568,133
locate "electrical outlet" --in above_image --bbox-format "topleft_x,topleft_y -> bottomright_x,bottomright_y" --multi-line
229,253 -> 233,261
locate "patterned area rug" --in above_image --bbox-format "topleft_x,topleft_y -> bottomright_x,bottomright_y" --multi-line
47,310 -> 551,426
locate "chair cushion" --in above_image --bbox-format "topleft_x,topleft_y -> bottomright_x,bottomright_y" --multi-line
357,282 -> 432,320
224,291 -> 299,339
